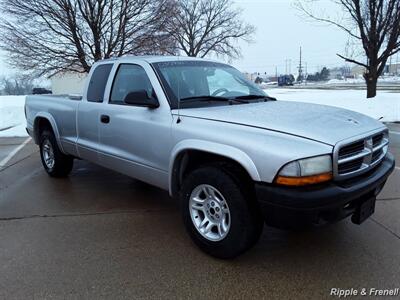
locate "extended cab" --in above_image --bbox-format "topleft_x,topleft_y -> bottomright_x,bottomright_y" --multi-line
25,56 -> 395,258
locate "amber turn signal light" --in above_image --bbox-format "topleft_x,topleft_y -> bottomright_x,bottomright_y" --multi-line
275,172 -> 333,186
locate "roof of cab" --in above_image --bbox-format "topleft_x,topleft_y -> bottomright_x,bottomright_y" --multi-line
101,55 -> 218,64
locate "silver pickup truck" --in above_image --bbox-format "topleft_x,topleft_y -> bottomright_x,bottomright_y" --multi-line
26,56 -> 395,258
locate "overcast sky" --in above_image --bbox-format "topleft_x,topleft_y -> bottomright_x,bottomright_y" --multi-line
231,0 -> 350,74
0,0 -> 351,77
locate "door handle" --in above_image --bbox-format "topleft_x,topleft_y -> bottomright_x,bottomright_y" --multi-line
100,114 -> 110,124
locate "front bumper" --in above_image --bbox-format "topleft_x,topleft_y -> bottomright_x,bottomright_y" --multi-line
255,153 -> 395,229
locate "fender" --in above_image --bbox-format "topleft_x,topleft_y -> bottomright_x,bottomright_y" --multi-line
169,139 -> 261,196
33,112 -> 65,153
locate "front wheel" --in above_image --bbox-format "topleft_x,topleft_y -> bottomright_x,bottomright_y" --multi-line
180,165 -> 264,259
39,130 -> 73,177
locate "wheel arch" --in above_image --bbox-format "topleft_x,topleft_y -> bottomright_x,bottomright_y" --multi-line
33,113 -> 65,152
169,140 -> 261,198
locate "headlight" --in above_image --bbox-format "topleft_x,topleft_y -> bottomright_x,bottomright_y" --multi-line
276,155 -> 333,186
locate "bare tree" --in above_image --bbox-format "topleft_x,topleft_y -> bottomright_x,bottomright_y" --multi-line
168,0 -> 255,59
0,0 -> 178,76
0,75 -> 35,95
296,0 -> 400,98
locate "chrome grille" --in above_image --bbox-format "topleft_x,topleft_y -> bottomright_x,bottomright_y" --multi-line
338,157 -> 364,174
333,129 -> 388,180
338,140 -> 364,158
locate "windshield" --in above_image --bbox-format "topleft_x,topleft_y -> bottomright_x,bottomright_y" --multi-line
152,61 -> 266,109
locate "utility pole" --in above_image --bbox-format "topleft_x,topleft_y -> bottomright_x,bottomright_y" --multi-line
298,46 -> 303,82
305,62 -> 307,85
275,66 -> 278,79
285,59 -> 288,74
285,59 -> 292,75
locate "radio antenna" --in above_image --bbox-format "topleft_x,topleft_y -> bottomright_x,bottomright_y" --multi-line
177,55 -> 181,124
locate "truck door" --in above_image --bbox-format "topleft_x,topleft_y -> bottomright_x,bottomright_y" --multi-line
76,63 -> 113,162
97,62 -> 173,189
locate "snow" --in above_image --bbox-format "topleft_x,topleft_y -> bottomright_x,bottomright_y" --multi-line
266,88 -> 400,123
324,76 -> 400,85
0,96 -> 28,137
325,78 -> 365,85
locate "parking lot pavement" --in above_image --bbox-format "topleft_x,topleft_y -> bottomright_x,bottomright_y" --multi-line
0,128 -> 399,299
0,137 -> 33,172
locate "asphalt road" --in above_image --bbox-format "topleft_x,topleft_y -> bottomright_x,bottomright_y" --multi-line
0,125 -> 399,299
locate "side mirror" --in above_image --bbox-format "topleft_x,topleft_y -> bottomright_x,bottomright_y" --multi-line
124,90 -> 159,108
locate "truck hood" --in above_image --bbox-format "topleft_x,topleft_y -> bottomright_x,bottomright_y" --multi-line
175,101 -> 385,146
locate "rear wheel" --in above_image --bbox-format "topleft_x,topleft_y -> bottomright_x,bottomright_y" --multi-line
180,165 -> 264,259
39,129 -> 73,177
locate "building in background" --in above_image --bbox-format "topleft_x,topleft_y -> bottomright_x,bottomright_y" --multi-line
350,62 -> 400,78
243,72 -> 269,83
50,72 -> 87,95
386,63 -> 400,75
351,65 -> 365,78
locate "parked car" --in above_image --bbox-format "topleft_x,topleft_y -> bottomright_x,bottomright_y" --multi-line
25,56 -> 395,258
32,87 -> 52,95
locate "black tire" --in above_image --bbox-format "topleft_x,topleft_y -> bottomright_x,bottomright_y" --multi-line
39,129 -> 73,177
180,164 -> 264,259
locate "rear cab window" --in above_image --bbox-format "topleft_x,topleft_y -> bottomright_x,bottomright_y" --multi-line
87,64 -> 113,102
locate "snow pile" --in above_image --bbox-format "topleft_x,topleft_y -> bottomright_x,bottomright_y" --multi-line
380,76 -> 400,82
325,76 -> 400,85
325,78 -> 364,85
267,88 -> 400,122
0,96 -> 28,137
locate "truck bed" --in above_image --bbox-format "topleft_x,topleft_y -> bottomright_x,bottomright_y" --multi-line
25,94 -> 81,148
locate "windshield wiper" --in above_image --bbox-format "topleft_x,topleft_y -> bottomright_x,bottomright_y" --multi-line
180,95 -> 228,102
234,95 -> 277,101
179,95 -> 249,104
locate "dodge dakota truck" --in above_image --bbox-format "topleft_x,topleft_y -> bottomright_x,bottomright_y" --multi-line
25,56 -> 395,258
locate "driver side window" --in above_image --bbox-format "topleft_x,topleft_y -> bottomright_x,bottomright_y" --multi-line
110,64 -> 154,105
206,69 -> 250,95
